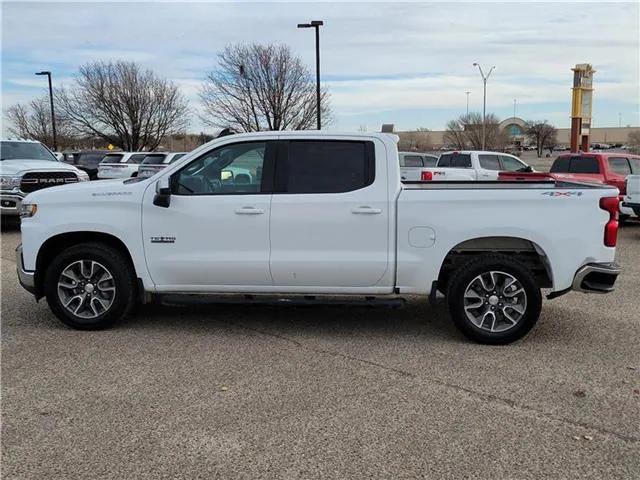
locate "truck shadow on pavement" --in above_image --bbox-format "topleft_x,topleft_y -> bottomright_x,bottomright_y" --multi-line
124,300 -> 465,344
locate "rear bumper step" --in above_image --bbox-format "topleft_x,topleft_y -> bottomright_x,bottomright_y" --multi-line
571,262 -> 621,294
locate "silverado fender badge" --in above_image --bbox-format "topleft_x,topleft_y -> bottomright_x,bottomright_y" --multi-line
150,236 -> 176,244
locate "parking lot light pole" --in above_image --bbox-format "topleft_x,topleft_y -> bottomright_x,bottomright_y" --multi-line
35,71 -> 57,151
465,91 -> 470,116
472,63 -> 495,150
297,20 -> 323,130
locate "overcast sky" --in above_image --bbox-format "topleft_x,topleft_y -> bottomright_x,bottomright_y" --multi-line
2,1 -> 639,134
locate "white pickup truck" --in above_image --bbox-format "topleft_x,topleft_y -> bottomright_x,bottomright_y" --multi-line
623,174 -> 640,216
426,150 -> 533,181
17,132 -> 621,344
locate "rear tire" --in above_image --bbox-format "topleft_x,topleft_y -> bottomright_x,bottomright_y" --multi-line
44,243 -> 137,330
446,254 -> 542,344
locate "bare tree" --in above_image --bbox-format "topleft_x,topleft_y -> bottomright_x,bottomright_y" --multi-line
199,43 -> 332,132
398,128 -> 433,151
443,113 -> 509,150
5,96 -> 76,150
627,130 -> 640,153
56,61 -> 189,151
525,120 -> 558,157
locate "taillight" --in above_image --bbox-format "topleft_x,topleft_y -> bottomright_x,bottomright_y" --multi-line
599,196 -> 620,247
421,171 -> 433,181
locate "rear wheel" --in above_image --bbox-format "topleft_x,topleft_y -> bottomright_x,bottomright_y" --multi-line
44,243 -> 136,330
446,254 -> 542,344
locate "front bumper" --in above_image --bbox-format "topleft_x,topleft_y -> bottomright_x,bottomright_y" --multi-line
1,192 -> 26,216
16,244 -> 36,295
571,262 -> 621,294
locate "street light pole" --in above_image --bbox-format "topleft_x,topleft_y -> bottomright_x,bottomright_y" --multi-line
472,63 -> 495,150
513,98 -> 517,120
297,20 -> 323,130
465,91 -> 470,116
35,71 -> 57,151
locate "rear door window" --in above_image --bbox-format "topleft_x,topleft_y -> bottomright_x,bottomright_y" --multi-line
280,140 -> 374,194
478,154 -> 501,170
500,155 -> 527,172
607,157 -> 631,175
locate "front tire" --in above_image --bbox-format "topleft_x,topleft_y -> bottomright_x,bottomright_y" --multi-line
44,243 -> 137,330
446,254 -> 542,344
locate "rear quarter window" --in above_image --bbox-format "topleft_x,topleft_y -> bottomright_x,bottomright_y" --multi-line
402,155 -> 424,167
550,157 -> 570,173
423,155 -> 438,167
128,154 -> 148,164
569,157 -> 600,174
142,154 -> 167,165
101,154 -> 124,164
438,153 -> 471,168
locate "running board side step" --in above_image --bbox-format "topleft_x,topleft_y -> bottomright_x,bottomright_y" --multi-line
158,294 -> 407,309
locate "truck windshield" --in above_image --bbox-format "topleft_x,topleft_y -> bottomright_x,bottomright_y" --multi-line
0,141 -> 57,161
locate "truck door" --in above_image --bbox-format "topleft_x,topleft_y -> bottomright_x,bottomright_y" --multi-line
142,140 -> 275,289
269,138 -> 390,288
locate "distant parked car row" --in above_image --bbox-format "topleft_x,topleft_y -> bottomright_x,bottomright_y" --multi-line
399,150 -> 533,182
57,150 -> 188,180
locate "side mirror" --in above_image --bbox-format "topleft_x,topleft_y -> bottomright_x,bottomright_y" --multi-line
525,165 -> 534,172
153,177 -> 171,208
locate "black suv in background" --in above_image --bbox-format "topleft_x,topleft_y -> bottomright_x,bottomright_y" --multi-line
62,150 -> 109,180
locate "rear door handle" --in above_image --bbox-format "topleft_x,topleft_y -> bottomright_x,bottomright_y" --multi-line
352,206 -> 382,215
235,206 -> 264,215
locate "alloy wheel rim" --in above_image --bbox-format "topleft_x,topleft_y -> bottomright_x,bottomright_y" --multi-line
463,270 -> 527,333
57,260 -> 116,319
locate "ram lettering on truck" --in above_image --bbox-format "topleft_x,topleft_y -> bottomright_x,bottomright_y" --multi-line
17,132 -> 621,344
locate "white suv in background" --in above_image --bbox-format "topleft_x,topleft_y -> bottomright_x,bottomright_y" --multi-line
137,152 -> 187,178
97,152 -> 149,179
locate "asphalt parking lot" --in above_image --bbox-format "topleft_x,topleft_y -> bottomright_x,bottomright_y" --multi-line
1,219 -> 639,479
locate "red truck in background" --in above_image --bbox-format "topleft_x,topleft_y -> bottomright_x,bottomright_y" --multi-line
499,152 -> 640,193
499,152 -> 640,218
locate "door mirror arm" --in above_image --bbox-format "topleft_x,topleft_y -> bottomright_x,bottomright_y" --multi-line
153,177 -> 171,208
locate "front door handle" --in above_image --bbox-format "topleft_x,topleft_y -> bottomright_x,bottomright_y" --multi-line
235,206 -> 264,215
352,206 -> 382,215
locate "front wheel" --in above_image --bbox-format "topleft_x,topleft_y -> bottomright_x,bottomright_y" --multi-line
44,243 -> 137,330
446,254 -> 542,344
